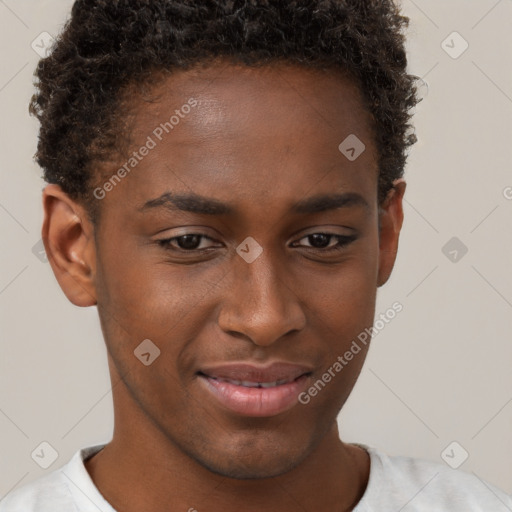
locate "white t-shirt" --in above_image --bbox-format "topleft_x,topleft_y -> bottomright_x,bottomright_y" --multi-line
0,443 -> 510,511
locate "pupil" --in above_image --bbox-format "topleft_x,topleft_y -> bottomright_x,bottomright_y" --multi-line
179,235 -> 201,249
310,234 -> 330,248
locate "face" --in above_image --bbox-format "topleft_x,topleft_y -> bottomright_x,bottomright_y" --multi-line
44,62 -> 405,479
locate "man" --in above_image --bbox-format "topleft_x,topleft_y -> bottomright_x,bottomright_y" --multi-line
1,1 -> 510,511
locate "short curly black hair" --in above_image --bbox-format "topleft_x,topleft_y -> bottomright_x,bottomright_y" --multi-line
29,0 -> 420,223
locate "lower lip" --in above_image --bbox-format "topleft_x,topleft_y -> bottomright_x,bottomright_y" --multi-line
198,374 -> 311,417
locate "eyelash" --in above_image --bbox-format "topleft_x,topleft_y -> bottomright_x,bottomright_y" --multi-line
156,233 -> 357,255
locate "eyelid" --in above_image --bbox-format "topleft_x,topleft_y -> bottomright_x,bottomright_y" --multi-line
156,230 -> 357,255
297,231 -> 354,240
292,233 -> 357,250
156,233 -> 219,251
155,227 -> 354,243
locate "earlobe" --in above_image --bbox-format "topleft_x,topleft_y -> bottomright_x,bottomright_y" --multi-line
377,178 -> 406,287
42,184 -> 97,307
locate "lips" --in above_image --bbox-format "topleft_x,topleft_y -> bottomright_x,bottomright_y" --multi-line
197,362 -> 313,417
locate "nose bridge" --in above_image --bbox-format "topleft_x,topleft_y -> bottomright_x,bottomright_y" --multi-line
241,246 -> 286,305
218,241 -> 306,345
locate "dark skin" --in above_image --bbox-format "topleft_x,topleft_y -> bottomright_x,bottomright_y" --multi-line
42,63 -> 405,512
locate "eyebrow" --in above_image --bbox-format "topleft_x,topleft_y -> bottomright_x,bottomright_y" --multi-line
139,191 -> 370,216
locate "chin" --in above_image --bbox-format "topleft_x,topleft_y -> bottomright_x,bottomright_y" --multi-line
167,409 -> 332,480
197,451 -> 306,480
203,433 -> 319,479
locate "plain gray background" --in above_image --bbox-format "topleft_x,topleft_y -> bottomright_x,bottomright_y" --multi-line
1,0 -> 511,499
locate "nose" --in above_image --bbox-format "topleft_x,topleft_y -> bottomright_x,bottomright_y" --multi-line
217,245 -> 306,346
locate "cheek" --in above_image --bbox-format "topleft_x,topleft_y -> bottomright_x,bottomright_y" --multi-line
308,248 -> 379,323
94,243 -> 228,385
95,234 -> 222,326
299,263 -> 377,413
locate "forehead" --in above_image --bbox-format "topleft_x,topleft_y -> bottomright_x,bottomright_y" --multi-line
131,62 -> 373,143
97,62 -> 378,220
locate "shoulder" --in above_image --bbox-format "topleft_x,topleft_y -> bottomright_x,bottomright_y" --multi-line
357,443 -> 512,511
0,444 -> 110,512
0,470 -> 72,512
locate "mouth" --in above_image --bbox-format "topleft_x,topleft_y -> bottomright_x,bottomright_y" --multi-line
196,362 -> 313,417
199,375 -> 302,388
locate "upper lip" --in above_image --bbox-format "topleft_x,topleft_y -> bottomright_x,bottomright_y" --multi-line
198,362 -> 313,383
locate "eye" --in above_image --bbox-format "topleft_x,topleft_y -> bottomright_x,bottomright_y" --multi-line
292,233 -> 357,253
156,232 -> 357,255
157,234 -> 218,252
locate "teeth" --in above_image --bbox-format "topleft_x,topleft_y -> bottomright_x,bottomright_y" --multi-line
242,380 -> 263,388
214,377 -> 291,388
259,381 -> 279,388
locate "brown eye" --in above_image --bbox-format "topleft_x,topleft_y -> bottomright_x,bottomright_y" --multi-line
305,233 -> 332,249
293,233 -> 357,253
158,234 -> 217,252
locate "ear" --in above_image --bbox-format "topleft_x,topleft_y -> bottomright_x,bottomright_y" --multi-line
41,184 -> 97,306
377,178 -> 406,287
